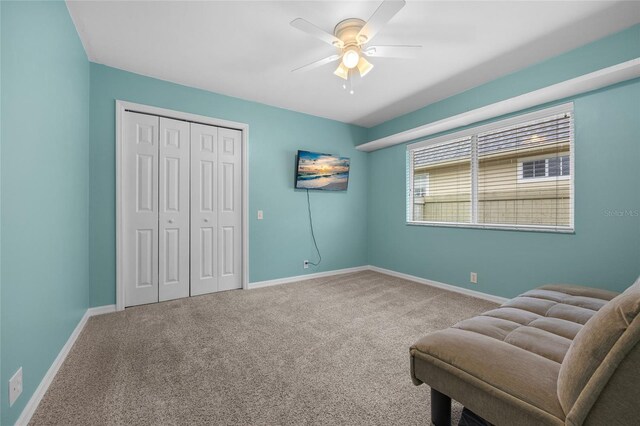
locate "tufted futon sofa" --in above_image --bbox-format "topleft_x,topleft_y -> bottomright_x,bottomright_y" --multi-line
410,277 -> 640,426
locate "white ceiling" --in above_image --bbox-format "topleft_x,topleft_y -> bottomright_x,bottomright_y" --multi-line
67,1 -> 640,127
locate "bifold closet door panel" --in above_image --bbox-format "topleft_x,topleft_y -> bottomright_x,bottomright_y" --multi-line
123,112 -> 159,307
190,123 -> 218,296
218,128 -> 242,291
158,117 -> 190,302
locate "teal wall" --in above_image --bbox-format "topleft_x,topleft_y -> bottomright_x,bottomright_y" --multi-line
365,25 -> 640,298
0,2 -> 90,424
0,2 -> 3,420
89,64 -> 369,307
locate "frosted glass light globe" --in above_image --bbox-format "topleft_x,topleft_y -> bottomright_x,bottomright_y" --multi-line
342,49 -> 360,69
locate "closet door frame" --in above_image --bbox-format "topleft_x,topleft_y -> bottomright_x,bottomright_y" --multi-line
115,100 -> 249,311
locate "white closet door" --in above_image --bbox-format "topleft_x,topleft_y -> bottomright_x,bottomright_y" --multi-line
158,117 -> 190,302
190,123 -> 218,296
218,128 -> 242,291
123,112 -> 159,307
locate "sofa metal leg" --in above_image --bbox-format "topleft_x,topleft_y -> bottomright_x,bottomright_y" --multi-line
431,388 -> 451,426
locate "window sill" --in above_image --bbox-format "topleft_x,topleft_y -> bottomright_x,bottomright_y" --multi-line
406,221 -> 575,234
516,175 -> 571,184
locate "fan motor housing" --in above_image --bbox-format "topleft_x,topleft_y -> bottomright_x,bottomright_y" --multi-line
334,18 -> 366,46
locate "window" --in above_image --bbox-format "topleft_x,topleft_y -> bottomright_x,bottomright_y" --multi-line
408,105 -> 574,232
413,173 -> 429,197
520,155 -> 570,181
409,137 -> 472,223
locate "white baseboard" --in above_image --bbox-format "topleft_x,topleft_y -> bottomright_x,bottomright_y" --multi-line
87,304 -> 116,316
249,265 -> 507,304
15,305 -> 116,426
249,266 -> 370,289
368,265 -> 508,304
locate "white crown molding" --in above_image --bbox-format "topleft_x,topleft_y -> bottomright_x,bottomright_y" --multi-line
14,305 -> 115,426
357,58 -> 640,152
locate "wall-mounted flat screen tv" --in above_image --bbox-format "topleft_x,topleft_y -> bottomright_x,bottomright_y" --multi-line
295,150 -> 350,191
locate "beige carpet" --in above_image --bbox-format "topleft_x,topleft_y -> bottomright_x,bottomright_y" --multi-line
30,271 -> 497,425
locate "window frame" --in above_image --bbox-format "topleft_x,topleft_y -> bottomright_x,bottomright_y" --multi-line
407,103 -> 575,233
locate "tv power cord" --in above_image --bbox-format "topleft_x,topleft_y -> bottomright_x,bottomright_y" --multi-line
306,189 -> 322,267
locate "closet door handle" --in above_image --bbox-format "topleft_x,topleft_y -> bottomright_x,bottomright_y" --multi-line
204,218 -> 209,223
168,219 -> 174,224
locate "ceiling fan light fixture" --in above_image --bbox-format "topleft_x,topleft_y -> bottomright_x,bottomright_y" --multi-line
342,48 -> 360,69
333,63 -> 349,80
291,0 -> 417,87
356,57 -> 374,77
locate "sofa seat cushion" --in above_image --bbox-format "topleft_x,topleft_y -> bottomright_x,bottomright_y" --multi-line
412,327 -> 566,420
410,284 -> 619,423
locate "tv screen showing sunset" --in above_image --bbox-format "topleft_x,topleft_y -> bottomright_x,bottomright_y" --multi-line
295,151 -> 350,191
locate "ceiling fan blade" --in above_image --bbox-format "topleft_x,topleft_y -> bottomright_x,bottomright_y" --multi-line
292,54 -> 341,73
357,0 -> 406,43
363,45 -> 421,58
290,18 -> 344,48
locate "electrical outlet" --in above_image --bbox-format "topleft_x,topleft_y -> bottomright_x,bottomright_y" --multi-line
303,260 -> 309,269
470,272 -> 478,284
257,210 -> 263,220
9,367 -> 22,407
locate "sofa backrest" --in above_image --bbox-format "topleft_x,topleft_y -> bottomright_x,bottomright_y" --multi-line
557,276 -> 640,425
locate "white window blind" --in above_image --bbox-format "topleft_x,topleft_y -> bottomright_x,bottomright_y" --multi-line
407,105 -> 574,232
410,137 -> 472,224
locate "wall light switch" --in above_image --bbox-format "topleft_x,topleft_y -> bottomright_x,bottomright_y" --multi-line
257,210 -> 263,220
9,367 -> 22,407
470,272 -> 478,284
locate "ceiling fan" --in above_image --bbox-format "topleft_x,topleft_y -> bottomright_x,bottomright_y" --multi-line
290,0 -> 421,93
